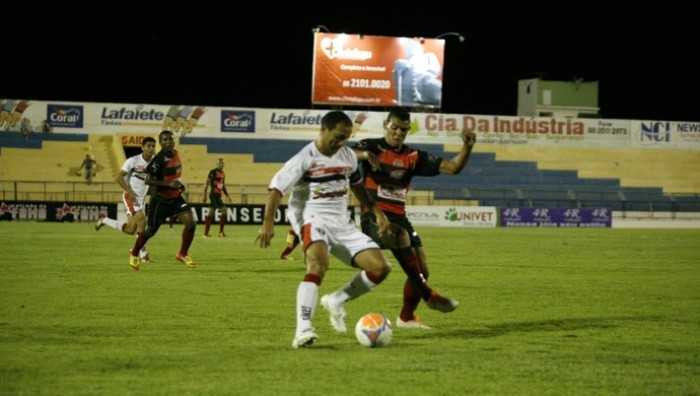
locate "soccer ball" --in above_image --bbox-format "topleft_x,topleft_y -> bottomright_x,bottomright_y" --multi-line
354,313 -> 392,348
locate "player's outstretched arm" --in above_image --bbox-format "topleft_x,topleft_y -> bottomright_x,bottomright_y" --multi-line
256,189 -> 282,248
439,128 -> 477,175
353,149 -> 381,171
202,175 -> 210,202
115,170 -> 137,200
223,181 -> 232,203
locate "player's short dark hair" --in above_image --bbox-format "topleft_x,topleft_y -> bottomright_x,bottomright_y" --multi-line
321,111 -> 352,130
159,130 -> 173,141
142,137 -> 156,146
386,108 -> 411,123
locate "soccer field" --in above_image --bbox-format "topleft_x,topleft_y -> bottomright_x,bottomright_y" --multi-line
1,223 -> 699,395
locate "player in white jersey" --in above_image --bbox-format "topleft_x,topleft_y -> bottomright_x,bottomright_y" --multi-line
256,111 -> 394,349
95,137 -> 156,267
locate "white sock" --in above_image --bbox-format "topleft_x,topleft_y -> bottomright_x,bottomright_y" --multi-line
139,248 -> 148,258
327,271 -> 376,306
102,217 -> 125,231
296,281 -> 318,336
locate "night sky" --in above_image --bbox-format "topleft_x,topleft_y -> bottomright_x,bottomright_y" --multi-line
9,10 -> 698,121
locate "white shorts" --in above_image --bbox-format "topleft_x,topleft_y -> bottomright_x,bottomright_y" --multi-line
123,192 -> 146,216
286,208 -> 303,236
300,214 -> 379,266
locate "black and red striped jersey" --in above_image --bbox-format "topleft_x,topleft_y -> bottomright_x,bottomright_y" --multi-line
146,149 -> 183,199
207,169 -> 226,195
353,138 -> 442,215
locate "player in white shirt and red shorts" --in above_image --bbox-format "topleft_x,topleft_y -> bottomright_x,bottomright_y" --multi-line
95,137 -> 156,267
256,111 -> 395,349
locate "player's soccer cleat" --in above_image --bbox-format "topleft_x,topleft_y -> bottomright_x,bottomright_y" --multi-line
176,253 -> 196,268
202,234 -> 211,238
280,231 -> 299,260
426,292 -> 459,313
280,246 -> 297,260
128,251 -> 140,271
139,250 -> 150,264
396,315 -> 432,329
218,232 -> 226,238
291,328 -> 318,349
94,216 -> 105,231
320,295 -> 347,333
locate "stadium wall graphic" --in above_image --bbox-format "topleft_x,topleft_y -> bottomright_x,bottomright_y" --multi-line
0,201 -> 116,222
185,204 -> 355,225
500,207 -> 612,228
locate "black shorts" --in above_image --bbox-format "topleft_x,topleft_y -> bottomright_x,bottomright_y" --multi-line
360,211 -> 423,249
209,193 -> 225,209
147,195 -> 190,229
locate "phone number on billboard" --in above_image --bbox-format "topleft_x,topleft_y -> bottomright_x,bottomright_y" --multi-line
342,79 -> 391,89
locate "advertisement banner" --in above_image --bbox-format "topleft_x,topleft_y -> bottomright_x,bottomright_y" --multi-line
410,113 -> 587,146
3,97 -> 699,151
220,110 -> 256,133
254,108 -> 385,139
634,121 -> 673,147
312,33 -> 445,108
259,109 -> 327,135
119,134 -> 158,147
0,201 -> 116,222
92,103 -> 212,135
631,120 -> 700,148
405,206 -> 497,228
580,119 -> 631,146
47,104 -> 84,129
500,207 -> 612,228
674,121 -> 700,144
396,114 -> 638,148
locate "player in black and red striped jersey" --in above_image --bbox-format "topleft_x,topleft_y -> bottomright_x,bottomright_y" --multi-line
203,158 -> 231,237
130,130 -> 198,269
345,108 -> 476,329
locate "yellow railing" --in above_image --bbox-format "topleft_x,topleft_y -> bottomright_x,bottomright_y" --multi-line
0,181 -> 267,204
0,181 -> 456,206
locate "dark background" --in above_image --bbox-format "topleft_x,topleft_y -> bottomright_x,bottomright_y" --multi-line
7,9 -> 698,121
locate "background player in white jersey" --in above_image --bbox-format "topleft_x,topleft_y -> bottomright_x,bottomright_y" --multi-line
95,137 -> 156,267
256,111 -> 393,349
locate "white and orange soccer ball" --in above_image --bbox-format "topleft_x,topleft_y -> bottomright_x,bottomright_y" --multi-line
354,313 -> 393,348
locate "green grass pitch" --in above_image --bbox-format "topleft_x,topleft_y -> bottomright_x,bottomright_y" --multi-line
1,223 -> 699,395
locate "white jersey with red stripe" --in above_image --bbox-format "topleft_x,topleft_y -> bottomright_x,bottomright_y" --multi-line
120,154 -> 150,214
121,154 -> 150,198
269,142 -> 359,235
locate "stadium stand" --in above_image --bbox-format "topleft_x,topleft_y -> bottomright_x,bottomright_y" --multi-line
2,133 -> 699,211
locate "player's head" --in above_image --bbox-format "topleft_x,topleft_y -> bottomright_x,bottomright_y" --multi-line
159,130 -> 175,153
142,137 -> 157,159
384,108 -> 411,148
318,111 -> 353,155
217,158 -> 224,170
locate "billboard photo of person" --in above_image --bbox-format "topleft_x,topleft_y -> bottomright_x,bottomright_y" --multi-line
393,39 -> 443,108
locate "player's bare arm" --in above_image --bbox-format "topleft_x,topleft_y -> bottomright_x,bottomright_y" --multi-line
439,128 -> 477,175
116,170 -> 138,200
223,182 -> 232,203
256,188 -> 282,248
202,175 -> 210,202
353,149 -> 381,171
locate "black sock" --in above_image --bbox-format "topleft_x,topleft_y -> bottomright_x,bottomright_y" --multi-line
391,247 -> 432,300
